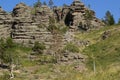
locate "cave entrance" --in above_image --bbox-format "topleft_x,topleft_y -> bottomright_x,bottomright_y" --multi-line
64,11 -> 73,26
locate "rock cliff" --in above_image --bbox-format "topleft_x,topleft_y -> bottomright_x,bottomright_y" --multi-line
11,3 -> 54,48
0,6 -> 12,38
0,0 -> 105,70
0,0 -> 104,47
54,0 -> 104,31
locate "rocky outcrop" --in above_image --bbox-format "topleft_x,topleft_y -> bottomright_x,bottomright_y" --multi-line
0,6 -> 12,38
60,51 -> 86,63
11,3 -> 54,48
0,1 -> 105,68
11,3 -> 34,44
102,31 -> 111,40
32,5 -> 53,26
0,1 -> 104,46
54,0 -> 104,31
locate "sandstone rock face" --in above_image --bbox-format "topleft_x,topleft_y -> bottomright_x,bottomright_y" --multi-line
0,1 -> 104,47
70,1 -> 104,30
11,3 -> 34,44
54,0 -> 104,31
12,3 -> 31,18
32,5 -> 53,26
0,7 -> 12,38
0,1 -> 105,67
11,3 -> 54,48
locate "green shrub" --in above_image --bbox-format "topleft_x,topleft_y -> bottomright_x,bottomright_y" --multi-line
64,43 -> 79,53
38,24 -> 45,28
5,37 -> 16,48
84,10 -> 93,20
39,55 -> 57,63
31,8 -> 37,15
0,72 -> 10,80
32,41 -> 46,54
48,17 -> 57,33
48,24 -> 58,33
59,25 -> 69,34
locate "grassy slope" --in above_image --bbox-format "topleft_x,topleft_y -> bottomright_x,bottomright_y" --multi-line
80,25 -> 120,80
41,25 -> 120,80
53,25 -> 120,80
1,25 -> 120,80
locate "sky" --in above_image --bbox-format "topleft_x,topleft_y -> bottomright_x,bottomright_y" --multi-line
0,0 -> 120,22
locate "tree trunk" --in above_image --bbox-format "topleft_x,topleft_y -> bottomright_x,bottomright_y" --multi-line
93,60 -> 96,73
9,64 -> 14,79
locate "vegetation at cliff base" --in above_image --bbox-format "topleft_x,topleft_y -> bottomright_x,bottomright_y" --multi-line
0,0 -> 120,80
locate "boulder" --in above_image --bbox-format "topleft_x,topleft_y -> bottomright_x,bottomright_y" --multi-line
102,31 -> 111,40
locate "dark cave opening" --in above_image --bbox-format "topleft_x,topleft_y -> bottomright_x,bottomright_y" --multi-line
64,11 -> 73,26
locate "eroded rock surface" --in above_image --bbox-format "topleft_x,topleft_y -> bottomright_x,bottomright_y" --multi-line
0,0 -> 105,72
54,0 -> 104,31
0,6 -> 12,38
0,0 -> 104,56
11,3 -> 54,48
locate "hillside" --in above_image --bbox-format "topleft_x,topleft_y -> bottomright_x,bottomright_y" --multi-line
0,0 -> 120,80
0,25 -> 120,80
78,25 -> 120,80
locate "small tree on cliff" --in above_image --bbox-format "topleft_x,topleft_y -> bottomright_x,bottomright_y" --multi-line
43,1 -> 47,5
117,18 -> 120,24
34,0 -> 42,8
104,11 -> 115,25
84,10 -> 93,20
49,0 -> 54,9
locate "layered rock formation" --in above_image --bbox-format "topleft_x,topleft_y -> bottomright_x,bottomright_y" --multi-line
0,0 -> 104,46
11,3 -> 33,44
0,6 -> 12,38
54,0 -> 104,31
0,0 -> 105,65
11,3 -> 54,48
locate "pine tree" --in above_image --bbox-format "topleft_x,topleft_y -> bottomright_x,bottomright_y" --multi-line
63,3 -> 68,7
43,1 -> 47,5
49,0 -> 54,9
104,11 -> 115,25
117,18 -> 120,24
34,0 -> 42,8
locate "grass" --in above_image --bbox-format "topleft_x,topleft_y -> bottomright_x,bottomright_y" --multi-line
83,27 -> 120,70
77,25 -> 120,80
20,59 -> 37,67
64,42 -> 80,53
75,25 -> 120,44
1,25 -> 120,80
11,25 -> 120,80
